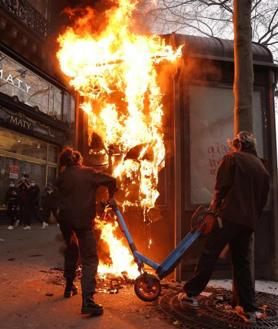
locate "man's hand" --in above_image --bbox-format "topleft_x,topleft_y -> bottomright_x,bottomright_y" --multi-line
108,198 -> 118,210
209,200 -> 217,213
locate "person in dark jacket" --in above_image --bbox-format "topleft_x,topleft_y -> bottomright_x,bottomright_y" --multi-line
55,147 -> 117,317
41,183 -> 57,228
179,131 -> 269,321
27,179 -> 43,229
4,181 -> 19,230
17,174 -> 31,229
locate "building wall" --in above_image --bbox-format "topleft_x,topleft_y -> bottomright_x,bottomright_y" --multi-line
0,1 -> 75,216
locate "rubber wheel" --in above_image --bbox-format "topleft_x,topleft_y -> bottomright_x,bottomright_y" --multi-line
134,273 -> 161,302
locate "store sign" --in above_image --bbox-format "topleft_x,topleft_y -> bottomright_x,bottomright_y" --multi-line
9,165 -> 19,180
9,114 -> 32,130
0,105 -> 66,143
0,69 -> 31,94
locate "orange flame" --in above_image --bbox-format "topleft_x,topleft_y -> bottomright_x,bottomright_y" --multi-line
57,0 -> 181,276
96,216 -> 139,279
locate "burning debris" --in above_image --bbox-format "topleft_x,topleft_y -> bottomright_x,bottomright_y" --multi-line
57,0 -> 181,279
57,0 -> 181,214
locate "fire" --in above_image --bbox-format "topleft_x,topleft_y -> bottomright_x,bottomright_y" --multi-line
57,0 -> 181,276
96,216 -> 139,279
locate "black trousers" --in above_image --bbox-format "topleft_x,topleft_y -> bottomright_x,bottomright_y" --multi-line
184,220 -> 256,312
29,205 -> 43,224
7,202 -> 18,226
59,221 -> 98,298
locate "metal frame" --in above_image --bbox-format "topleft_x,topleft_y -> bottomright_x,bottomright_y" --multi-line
114,206 -> 201,280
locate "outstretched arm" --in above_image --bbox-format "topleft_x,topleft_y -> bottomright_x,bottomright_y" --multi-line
92,172 -> 117,197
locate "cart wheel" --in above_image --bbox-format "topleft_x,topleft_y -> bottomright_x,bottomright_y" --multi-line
134,273 -> 161,302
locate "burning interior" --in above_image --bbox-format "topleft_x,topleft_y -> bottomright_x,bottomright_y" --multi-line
56,0 -> 181,278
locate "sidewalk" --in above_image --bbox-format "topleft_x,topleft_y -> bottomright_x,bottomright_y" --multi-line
0,224 -> 172,329
1,224 -> 278,329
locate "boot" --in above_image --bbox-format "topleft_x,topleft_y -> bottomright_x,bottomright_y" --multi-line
64,282 -> 78,298
81,296 -> 103,316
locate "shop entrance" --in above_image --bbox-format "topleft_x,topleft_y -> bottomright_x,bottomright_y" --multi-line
0,127 -> 59,207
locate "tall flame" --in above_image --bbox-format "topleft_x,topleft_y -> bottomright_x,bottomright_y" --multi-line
96,217 -> 139,279
57,0 -> 181,214
57,0 -> 181,276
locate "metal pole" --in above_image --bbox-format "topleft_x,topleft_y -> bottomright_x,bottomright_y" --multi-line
171,33 -> 182,282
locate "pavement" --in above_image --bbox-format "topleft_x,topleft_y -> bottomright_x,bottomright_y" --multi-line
0,223 -> 173,329
1,223 -> 278,329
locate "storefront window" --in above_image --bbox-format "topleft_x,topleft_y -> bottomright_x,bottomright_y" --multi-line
0,129 -> 47,160
47,166 -> 57,184
63,91 -> 76,124
48,145 -> 58,163
0,127 -> 59,205
0,51 -> 75,123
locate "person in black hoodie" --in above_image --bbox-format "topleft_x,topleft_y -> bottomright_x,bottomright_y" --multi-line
5,181 -> 19,230
55,147 -> 117,317
179,131 -> 270,322
17,174 -> 30,229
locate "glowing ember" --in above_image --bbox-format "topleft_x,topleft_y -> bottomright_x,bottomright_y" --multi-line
57,0 -> 181,277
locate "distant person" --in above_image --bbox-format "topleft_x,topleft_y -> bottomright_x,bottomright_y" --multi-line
41,183 -> 58,229
28,179 -> 45,228
55,147 -> 117,317
4,181 -> 19,230
17,174 -> 31,230
179,131 -> 270,322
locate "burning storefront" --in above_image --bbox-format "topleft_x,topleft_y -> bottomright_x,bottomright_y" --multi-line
56,0 -> 278,281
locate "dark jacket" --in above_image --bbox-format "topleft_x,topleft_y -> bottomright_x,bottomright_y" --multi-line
55,165 -> 117,228
41,188 -> 57,211
17,182 -> 29,205
5,187 -> 18,205
28,185 -> 40,206
211,151 -> 269,230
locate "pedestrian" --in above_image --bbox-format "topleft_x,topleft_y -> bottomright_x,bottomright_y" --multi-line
17,174 -> 31,229
41,183 -> 58,228
4,181 -> 19,230
28,179 -> 43,229
178,131 -> 269,322
55,147 -> 117,317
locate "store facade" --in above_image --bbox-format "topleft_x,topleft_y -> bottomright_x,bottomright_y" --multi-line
0,45 -> 74,209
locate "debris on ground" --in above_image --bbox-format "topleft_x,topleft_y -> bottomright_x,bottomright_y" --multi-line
45,292 -> 54,297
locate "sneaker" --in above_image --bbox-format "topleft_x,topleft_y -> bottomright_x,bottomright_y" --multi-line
64,283 -> 78,298
178,292 -> 199,307
7,225 -> 14,230
235,306 -> 267,322
42,222 -> 49,229
14,220 -> 20,228
81,298 -> 103,316
23,226 -> 31,230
